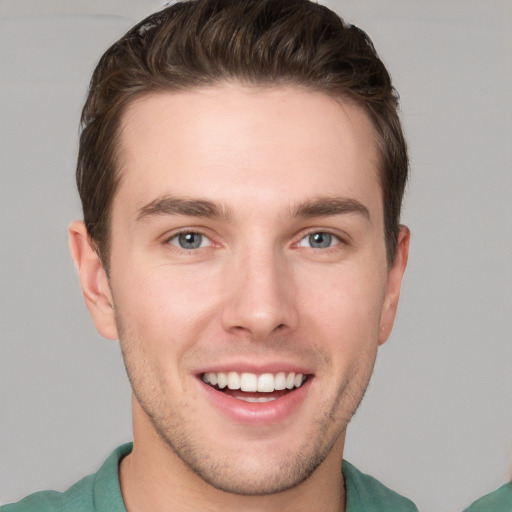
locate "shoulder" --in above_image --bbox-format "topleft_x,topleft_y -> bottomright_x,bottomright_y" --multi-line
1,474 -> 95,512
463,482 -> 512,512
343,460 -> 419,512
1,443 -> 132,512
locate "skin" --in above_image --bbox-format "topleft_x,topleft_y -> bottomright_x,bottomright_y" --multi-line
69,84 -> 409,512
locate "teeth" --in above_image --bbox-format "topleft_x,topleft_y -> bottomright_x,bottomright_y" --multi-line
202,371 -> 306,393
237,396 -> 278,403
257,373 -> 275,392
240,373 -> 258,392
227,371 -> 240,390
217,372 -> 227,389
274,372 -> 286,390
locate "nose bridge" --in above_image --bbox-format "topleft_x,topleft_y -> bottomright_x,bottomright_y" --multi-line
222,240 -> 298,339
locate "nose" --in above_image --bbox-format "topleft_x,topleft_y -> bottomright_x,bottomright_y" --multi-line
221,247 -> 299,341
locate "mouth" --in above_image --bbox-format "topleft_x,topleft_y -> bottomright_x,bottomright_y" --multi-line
200,371 -> 309,403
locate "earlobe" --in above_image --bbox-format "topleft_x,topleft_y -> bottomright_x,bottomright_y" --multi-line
69,221 -> 118,340
378,225 -> 410,345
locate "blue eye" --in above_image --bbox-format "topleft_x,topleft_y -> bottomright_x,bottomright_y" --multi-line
299,232 -> 339,249
169,232 -> 209,250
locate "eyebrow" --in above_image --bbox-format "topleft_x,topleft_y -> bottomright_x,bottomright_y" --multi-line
291,196 -> 370,221
136,195 -> 370,222
136,196 -> 231,221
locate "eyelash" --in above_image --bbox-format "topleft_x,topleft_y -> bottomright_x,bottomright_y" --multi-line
165,230 -> 215,253
163,229 -> 346,254
296,230 -> 343,250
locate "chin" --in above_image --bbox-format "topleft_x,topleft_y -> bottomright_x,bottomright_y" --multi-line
171,442 -> 332,496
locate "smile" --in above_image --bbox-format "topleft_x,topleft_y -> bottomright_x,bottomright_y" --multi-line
198,368 -> 313,424
201,371 -> 308,402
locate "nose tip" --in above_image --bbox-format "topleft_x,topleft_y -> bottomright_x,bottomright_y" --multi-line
230,308 -> 288,340
221,256 -> 298,341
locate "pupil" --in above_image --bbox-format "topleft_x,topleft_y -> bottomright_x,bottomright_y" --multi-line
179,232 -> 202,249
310,232 -> 331,248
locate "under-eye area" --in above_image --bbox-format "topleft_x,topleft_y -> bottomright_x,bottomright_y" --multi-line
201,372 -> 310,403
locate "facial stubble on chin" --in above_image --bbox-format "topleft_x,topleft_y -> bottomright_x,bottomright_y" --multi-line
115,313 -> 377,497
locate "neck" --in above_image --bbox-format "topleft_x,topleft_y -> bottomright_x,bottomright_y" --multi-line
119,399 -> 346,512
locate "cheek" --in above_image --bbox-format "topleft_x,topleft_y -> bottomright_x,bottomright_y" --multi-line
149,268 -> 225,322
112,263 -> 230,376
298,264 -> 386,352
110,262 -> 225,356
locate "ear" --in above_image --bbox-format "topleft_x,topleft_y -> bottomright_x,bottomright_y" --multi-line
69,220 -> 118,340
378,225 -> 410,345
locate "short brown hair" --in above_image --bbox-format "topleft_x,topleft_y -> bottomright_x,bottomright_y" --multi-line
77,0 -> 408,267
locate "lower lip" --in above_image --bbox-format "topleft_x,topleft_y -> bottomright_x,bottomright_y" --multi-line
199,378 -> 313,426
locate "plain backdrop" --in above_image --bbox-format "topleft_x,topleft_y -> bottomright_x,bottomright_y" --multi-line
1,1 -> 511,511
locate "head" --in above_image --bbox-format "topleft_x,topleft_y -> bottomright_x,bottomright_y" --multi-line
77,0 -> 407,271
70,0 -> 410,503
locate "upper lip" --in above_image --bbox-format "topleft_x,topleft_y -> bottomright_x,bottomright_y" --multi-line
195,362 -> 313,376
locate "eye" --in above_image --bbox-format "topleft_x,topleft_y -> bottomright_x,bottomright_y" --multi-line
298,232 -> 340,249
168,232 -> 211,250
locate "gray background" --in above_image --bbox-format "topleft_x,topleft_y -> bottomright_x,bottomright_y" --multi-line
1,1 -> 511,511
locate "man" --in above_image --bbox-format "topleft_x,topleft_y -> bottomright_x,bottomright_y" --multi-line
3,0 -> 416,510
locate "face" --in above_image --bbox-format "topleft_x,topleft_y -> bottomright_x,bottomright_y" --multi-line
72,85 -> 408,496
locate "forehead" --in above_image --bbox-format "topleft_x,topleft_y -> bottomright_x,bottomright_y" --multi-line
114,85 -> 381,221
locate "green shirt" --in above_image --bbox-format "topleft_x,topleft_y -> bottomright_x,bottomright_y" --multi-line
463,482 -> 512,512
3,443 -> 418,512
